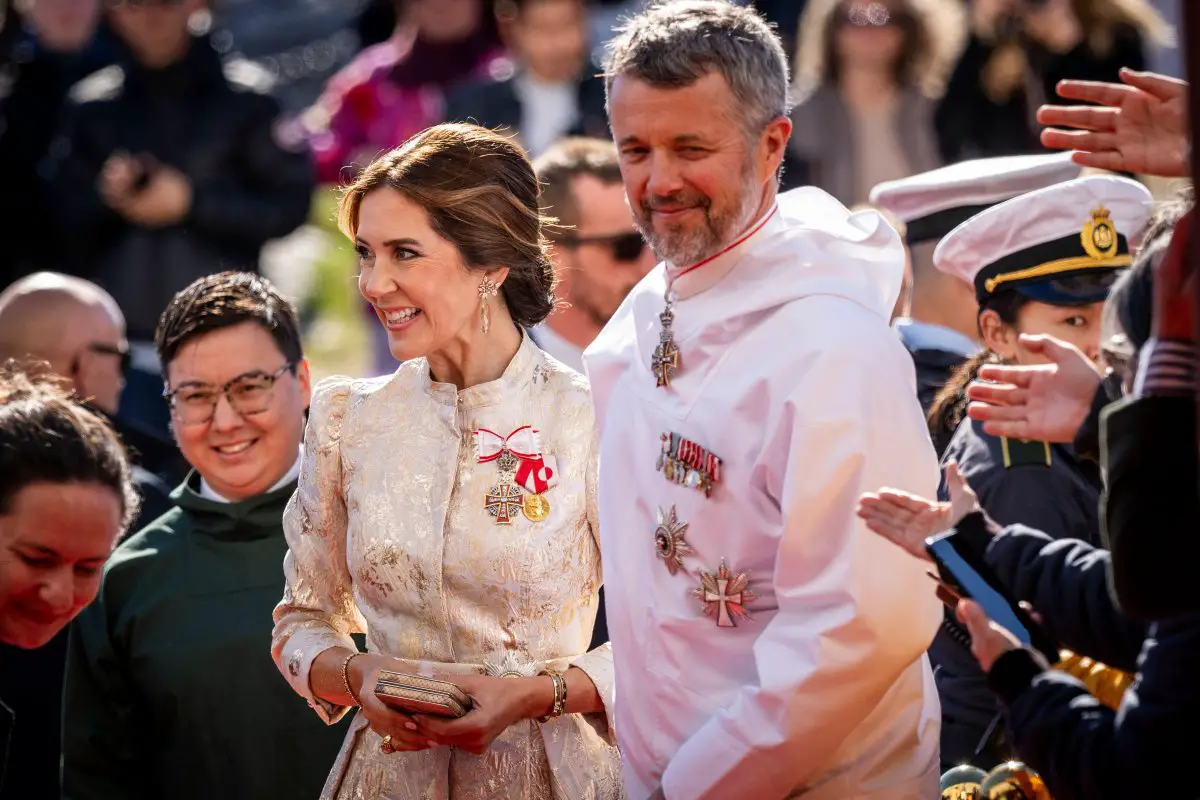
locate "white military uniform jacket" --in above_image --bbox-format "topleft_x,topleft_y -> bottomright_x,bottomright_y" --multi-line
584,187 -> 943,799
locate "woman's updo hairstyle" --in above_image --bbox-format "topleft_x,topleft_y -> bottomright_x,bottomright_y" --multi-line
338,123 -> 558,329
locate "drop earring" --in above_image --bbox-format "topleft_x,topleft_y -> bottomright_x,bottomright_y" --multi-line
478,276 -> 499,334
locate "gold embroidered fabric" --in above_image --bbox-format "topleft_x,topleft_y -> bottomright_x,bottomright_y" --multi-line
271,336 -> 623,800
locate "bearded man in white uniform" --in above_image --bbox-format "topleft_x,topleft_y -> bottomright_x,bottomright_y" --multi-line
583,2 -> 944,797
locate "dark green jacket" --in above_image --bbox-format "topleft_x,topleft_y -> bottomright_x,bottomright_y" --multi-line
62,475 -> 349,799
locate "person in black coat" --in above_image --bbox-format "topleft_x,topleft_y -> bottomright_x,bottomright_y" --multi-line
859,475 -> 1200,800
935,0 -> 1170,162
41,0 -> 314,439
442,0 -> 608,157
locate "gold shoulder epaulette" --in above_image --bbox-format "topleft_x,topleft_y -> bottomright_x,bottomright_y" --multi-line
1054,650 -> 1134,710
1000,437 -> 1052,469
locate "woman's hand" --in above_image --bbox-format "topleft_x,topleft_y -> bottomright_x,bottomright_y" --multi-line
857,462 -> 980,560
1038,69 -> 1189,177
414,674 -> 548,756
351,654 -> 436,753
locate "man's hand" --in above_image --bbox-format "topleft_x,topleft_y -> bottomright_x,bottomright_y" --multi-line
100,154 -> 192,228
965,334 -> 1102,442
1037,68 -> 1189,177
1152,208 -> 1196,342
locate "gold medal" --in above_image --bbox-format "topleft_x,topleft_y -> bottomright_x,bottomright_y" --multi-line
522,492 -> 550,522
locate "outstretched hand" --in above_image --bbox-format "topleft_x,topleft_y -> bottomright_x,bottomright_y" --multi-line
1037,68 -> 1189,178
965,334 -> 1102,442
857,462 -> 980,561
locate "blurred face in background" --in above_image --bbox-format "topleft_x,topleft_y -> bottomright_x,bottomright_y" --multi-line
166,322 -> 311,502
19,0 -> 100,53
832,0 -> 908,76
508,0 -> 587,83
610,71 -> 790,266
408,0 -> 483,42
556,175 -> 655,326
0,481 -> 122,648
65,304 -> 128,416
107,0 -> 204,69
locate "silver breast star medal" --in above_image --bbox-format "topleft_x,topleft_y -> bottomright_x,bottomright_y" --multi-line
650,294 -> 680,389
694,560 -> 755,627
654,506 -> 694,575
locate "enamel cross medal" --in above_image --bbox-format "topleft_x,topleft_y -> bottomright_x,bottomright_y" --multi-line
651,288 -> 680,389
483,447 -> 523,525
476,426 -> 556,524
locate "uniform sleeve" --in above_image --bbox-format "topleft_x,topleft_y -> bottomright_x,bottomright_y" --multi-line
661,334 -> 943,799
997,614 -> 1200,800
61,583 -> 150,800
569,438 -> 616,744
972,519 -> 1148,671
271,377 -> 368,724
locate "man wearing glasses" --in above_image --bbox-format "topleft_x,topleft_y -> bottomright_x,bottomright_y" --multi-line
63,271 -> 349,800
531,136 -> 656,373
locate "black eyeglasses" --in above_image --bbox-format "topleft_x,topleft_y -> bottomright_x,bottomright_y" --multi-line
72,342 -> 132,377
556,232 -> 646,263
163,363 -> 296,425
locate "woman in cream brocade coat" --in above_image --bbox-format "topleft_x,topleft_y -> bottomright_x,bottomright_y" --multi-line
270,124 -> 623,800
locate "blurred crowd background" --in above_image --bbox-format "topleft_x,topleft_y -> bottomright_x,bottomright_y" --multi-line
0,0 -> 1186,402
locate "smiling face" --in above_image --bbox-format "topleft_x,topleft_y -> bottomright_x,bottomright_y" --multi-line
165,322 -> 310,501
356,188 -> 509,363
0,481 -> 122,648
608,71 -> 790,266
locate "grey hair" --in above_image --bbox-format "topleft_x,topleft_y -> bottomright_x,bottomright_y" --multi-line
604,0 -> 791,138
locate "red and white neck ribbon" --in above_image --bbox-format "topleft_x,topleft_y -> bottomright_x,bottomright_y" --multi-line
474,425 -> 543,463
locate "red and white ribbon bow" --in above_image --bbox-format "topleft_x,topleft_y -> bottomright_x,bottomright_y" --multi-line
474,425 -> 543,463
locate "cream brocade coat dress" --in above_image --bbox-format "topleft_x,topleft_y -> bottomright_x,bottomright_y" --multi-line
271,335 -> 623,800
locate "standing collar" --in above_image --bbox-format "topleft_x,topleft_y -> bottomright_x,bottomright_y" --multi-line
421,329 -> 543,410
666,205 -> 785,301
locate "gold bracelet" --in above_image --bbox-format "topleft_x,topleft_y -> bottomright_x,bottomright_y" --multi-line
537,669 -> 567,722
341,651 -> 363,706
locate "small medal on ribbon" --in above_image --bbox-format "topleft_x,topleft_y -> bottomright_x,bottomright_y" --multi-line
656,432 -> 722,497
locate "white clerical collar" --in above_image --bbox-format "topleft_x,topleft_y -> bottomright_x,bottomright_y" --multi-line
665,204 -> 785,301
199,447 -> 304,504
893,318 -> 980,359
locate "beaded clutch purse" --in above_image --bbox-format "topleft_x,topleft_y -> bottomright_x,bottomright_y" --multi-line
374,671 -> 474,718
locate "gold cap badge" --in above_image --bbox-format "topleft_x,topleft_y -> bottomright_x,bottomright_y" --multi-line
1081,205 -> 1118,260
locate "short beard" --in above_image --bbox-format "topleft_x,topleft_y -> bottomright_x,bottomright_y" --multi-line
635,156 -> 762,267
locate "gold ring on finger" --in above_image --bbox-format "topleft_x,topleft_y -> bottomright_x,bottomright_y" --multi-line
380,734 -> 395,754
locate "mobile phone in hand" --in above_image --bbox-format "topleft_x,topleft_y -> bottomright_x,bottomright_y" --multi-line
925,530 -> 1059,663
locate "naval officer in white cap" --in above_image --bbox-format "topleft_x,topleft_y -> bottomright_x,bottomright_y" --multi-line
923,173 -> 1152,771
869,153 -> 1083,420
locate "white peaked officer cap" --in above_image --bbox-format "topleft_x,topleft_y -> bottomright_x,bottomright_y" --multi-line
933,174 -> 1154,306
868,153 -> 1083,245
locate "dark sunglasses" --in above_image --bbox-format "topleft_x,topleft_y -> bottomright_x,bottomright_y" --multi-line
557,232 -> 646,263
836,2 -> 905,27
73,342 -> 132,376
